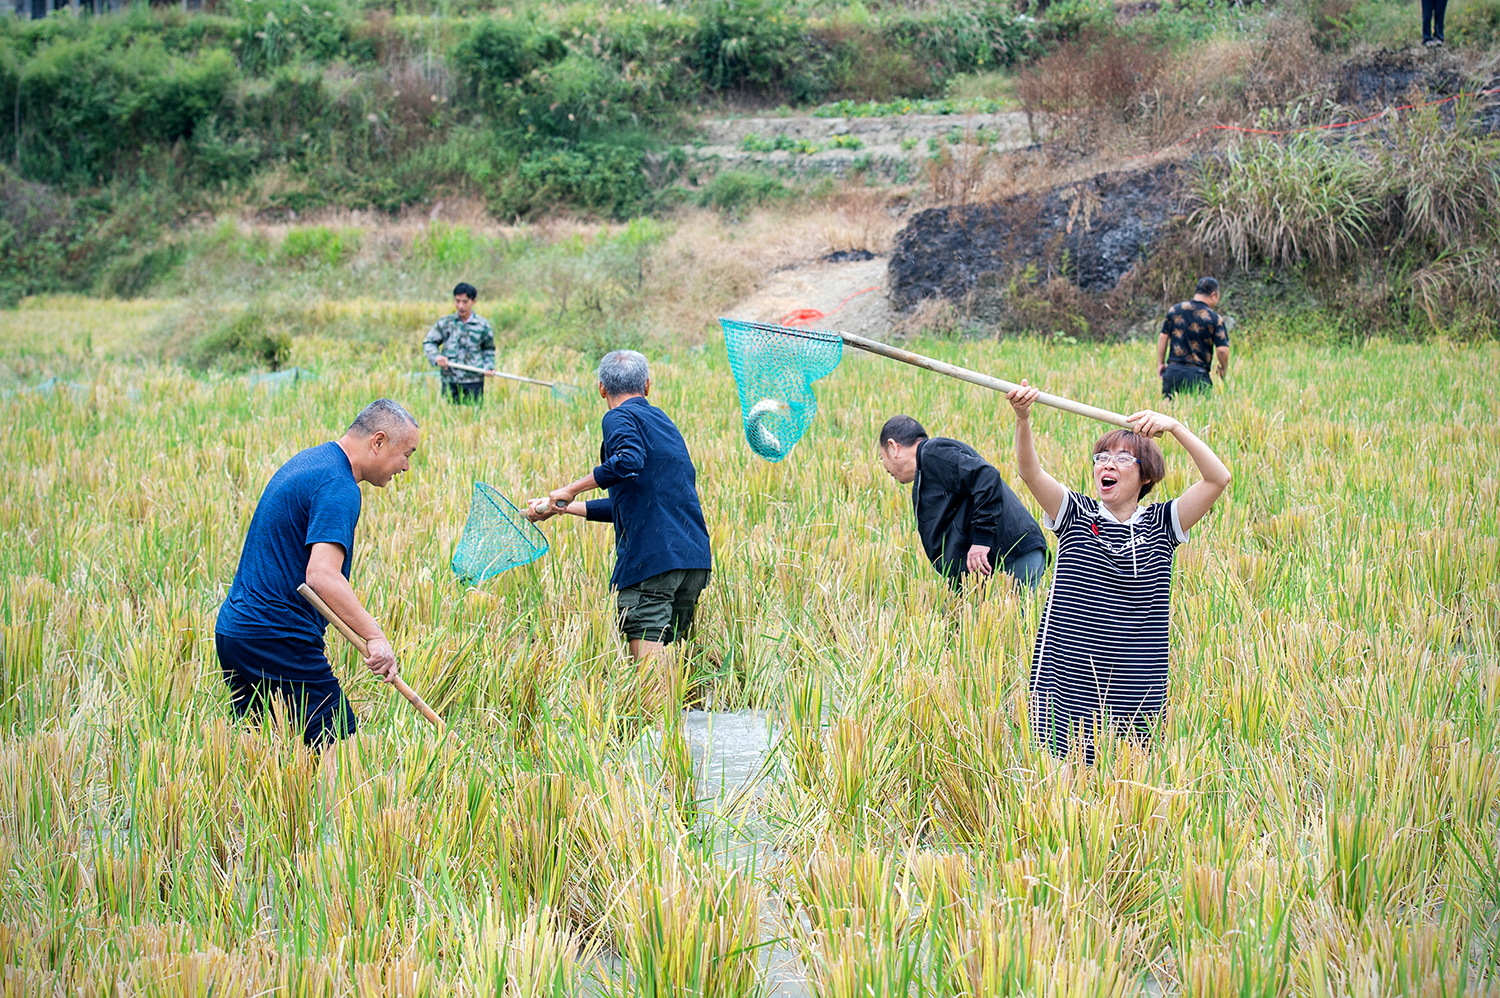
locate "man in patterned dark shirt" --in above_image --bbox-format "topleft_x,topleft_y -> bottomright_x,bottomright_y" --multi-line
1156,277 -> 1230,399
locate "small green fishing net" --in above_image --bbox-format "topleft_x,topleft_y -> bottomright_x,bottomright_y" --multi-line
720,318 -> 843,462
452,482 -> 549,585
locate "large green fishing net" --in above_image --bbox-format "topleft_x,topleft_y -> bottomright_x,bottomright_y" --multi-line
452,482 -> 549,586
720,318 -> 843,462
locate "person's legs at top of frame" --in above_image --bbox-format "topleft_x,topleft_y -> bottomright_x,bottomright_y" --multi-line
1422,0 -> 1448,44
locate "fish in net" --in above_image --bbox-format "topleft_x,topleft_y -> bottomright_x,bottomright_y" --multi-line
720,318 -> 843,462
452,482 -> 550,585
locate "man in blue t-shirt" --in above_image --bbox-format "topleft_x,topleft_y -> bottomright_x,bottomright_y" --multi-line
525,350 -> 713,663
215,399 -> 421,746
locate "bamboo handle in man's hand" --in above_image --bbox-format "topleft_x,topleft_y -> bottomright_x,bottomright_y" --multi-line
296,583 -> 444,731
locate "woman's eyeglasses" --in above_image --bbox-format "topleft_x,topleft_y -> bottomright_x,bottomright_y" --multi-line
1092,451 -> 1139,467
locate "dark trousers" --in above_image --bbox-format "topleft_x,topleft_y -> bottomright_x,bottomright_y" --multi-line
1162,363 -> 1212,399
216,632 -> 356,747
444,380 -> 484,405
1422,0 -> 1447,39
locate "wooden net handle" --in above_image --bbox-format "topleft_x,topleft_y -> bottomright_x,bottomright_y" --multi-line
297,583 -> 444,731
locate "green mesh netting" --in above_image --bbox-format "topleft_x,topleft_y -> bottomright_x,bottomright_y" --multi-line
452,482 -> 549,585
720,318 -> 843,462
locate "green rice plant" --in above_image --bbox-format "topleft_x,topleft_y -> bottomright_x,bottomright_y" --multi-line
785,845 -> 922,998
0,576 -> 51,725
613,856 -> 763,998
460,901 -> 594,998
0,272 -> 1497,989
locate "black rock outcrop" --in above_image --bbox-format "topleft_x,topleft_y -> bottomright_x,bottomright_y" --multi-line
888,162 -> 1182,308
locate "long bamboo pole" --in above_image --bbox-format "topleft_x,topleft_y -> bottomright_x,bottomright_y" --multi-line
836,329 -> 1132,428
297,583 -> 444,731
443,361 -> 568,389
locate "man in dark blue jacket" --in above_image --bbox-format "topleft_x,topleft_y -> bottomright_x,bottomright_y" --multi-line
527,350 -> 713,661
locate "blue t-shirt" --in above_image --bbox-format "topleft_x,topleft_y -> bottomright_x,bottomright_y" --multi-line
583,397 -> 712,590
216,442 -> 362,646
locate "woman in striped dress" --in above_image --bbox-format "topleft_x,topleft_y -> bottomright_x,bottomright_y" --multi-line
1005,381 -> 1231,762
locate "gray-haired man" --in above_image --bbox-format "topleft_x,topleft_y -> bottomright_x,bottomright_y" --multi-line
526,351 -> 713,662
215,399 -> 420,746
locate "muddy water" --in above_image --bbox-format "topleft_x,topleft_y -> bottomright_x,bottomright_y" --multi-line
680,710 -> 812,998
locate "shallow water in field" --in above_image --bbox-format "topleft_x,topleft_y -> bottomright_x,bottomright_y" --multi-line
682,709 -> 777,800
678,710 -> 811,998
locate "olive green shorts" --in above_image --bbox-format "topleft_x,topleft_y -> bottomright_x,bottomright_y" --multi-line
616,568 -> 711,644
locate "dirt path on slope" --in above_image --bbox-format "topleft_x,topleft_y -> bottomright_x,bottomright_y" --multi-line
725,254 -> 894,338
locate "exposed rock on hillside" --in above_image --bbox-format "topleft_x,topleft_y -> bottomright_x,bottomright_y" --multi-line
887,162 -> 1181,308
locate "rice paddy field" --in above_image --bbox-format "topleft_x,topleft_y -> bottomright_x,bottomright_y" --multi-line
1,291 -> 1498,996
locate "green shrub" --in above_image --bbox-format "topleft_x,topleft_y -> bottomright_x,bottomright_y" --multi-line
12,38 -> 236,184
280,227 -> 361,266
412,222 -> 492,267
96,242 -> 184,299
1451,0 -> 1500,48
232,0 -> 360,72
739,133 -> 820,153
698,170 -> 790,212
692,0 -> 807,91
190,308 -> 291,371
1382,103 -> 1500,251
490,142 -> 649,219
879,2 -> 1040,76
453,16 -> 568,99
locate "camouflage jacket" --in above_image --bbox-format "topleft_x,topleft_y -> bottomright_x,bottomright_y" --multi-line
423,312 -> 496,383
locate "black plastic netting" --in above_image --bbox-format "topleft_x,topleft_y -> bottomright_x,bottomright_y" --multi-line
451,482 -> 549,585
720,318 -> 843,462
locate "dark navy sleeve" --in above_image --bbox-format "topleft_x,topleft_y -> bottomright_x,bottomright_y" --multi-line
593,408 -> 647,488
305,480 -> 361,577
585,497 -> 613,522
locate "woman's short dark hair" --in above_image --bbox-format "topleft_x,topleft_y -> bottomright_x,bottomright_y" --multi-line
1195,276 -> 1219,297
1094,429 -> 1166,499
878,415 -> 928,449
453,282 -> 478,300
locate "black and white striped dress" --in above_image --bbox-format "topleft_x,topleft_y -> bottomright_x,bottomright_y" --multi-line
1030,490 -> 1188,759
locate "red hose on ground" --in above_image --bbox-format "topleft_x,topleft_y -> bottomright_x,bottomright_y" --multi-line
779,285 -> 882,327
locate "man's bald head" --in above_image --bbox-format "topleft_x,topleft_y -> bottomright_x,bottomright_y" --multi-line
349,399 -> 419,439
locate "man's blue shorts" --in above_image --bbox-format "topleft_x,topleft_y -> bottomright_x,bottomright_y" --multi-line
215,632 -> 356,747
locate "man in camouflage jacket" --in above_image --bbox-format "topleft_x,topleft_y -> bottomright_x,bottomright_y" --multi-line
423,282 -> 496,405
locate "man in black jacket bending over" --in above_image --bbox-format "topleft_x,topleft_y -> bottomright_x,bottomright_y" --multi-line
878,414 -> 1047,589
